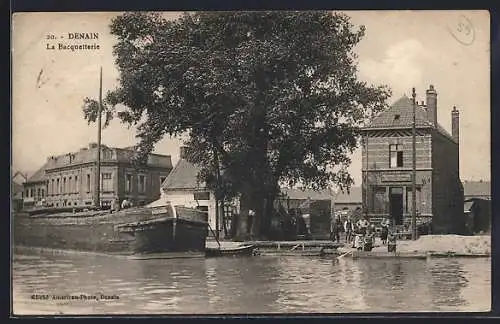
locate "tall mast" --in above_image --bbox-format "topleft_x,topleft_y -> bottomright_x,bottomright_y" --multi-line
213,144 -> 221,242
95,67 -> 103,208
411,87 -> 417,240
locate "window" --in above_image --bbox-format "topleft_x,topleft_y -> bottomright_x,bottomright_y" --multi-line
101,172 -> 113,192
160,176 -> 167,185
125,174 -> 132,193
138,175 -> 146,193
103,149 -> 113,159
51,179 -> 55,195
196,206 -> 209,222
389,144 -> 403,168
74,176 -> 78,193
63,177 -> 67,193
41,189 -> 44,198
56,179 -> 60,194
86,174 -> 91,192
194,191 -> 210,201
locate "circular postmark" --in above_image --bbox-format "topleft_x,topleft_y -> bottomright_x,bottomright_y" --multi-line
447,15 -> 475,46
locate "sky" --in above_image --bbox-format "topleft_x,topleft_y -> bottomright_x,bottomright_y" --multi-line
11,10 -> 490,186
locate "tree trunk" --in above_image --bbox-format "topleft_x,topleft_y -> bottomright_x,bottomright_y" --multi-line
250,194 -> 265,239
235,190 -> 251,240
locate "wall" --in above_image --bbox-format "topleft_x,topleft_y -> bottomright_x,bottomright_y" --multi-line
362,133 -> 432,170
117,166 -> 170,206
23,181 -> 48,206
46,164 -> 97,207
42,144 -> 172,207
431,131 -> 465,234
162,189 -> 219,235
45,163 -> 170,208
362,131 -> 434,225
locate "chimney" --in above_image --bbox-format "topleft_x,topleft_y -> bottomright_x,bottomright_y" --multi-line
179,146 -> 189,159
452,106 -> 460,143
426,85 -> 437,127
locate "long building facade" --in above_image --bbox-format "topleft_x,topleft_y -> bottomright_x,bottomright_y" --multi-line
37,143 -> 172,208
361,85 -> 465,234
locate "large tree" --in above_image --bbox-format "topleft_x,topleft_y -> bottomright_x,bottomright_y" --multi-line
83,11 -> 391,239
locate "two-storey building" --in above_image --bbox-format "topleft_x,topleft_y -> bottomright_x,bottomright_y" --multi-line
41,143 -> 172,208
361,85 -> 465,234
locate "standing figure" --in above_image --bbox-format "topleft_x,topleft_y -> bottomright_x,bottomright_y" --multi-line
387,230 -> 397,253
357,217 -> 369,235
330,216 -> 342,242
329,215 -> 336,241
299,198 -> 312,239
380,217 -> 390,245
247,209 -> 255,236
344,217 -> 354,245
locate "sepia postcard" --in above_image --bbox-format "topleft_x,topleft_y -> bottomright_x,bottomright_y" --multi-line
11,10 -> 491,316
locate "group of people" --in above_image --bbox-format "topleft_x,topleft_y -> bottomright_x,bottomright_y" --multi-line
329,214 -> 371,243
329,211 -> 395,251
109,198 -> 133,213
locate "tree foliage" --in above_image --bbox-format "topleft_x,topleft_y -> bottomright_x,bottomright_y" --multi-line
82,11 -> 391,238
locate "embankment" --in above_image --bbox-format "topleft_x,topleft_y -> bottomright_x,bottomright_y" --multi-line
372,234 -> 491,256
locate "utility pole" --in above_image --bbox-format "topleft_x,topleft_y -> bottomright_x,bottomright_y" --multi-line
213,144 -> 221,242
411,87 -> 417,240
95,67 -> 103,208
364,133 -> 369,219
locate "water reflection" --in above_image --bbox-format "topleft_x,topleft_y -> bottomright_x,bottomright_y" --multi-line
12,250 -> 491,314
428,259 -> 469,310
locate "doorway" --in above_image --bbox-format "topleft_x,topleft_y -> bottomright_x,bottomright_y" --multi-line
389,187 -> 404,225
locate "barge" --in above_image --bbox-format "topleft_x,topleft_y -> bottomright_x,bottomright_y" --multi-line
13,202 -> 209,257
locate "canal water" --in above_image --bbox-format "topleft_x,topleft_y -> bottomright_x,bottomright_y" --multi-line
12,249 -> 491,315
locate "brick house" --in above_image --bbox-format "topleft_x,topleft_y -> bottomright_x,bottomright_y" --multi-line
38,143 -> 172,208
361,85 -> 465,234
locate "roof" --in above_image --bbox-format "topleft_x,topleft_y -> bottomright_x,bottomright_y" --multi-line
280,188 -> 332,201
463,180 -> 491,198
335,186 -> 362,204
364,96 -> 456,143
161,158 -> 203,190
26,163 -> 48,183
